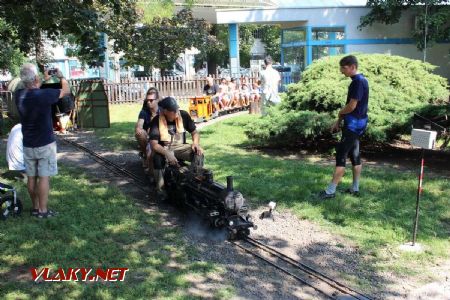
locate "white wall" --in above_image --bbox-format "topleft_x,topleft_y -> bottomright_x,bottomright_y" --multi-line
216,7 -> 415,39
305,8 -> 415,39
215,7 -> 449,80
348,43 -> 450,79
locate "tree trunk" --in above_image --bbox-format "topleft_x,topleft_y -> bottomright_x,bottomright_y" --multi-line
34,31 -> 45,72
207,60 -> 217,76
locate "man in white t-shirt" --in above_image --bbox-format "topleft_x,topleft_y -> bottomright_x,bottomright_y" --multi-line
6,123 -> 25,172
259,56 -> 281,115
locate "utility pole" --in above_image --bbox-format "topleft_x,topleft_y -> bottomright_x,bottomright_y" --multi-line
100,32 -> 109,81
423,1 -> 428,62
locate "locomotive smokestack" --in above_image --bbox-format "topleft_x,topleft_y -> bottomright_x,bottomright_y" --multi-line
205,170 -> 213,183
226,176 -> 234,191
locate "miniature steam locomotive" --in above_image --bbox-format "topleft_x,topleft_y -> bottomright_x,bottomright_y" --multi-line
163,164 -> 256,239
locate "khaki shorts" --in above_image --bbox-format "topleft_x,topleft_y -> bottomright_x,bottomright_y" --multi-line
23,142 -> 58,177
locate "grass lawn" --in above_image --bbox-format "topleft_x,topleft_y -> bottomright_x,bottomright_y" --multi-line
95,104 -> 450,282
93,102 -> 189,151
0,149 -> 229,299
202,116 -> 450,278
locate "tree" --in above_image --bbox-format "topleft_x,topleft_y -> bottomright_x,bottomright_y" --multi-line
260,25 -> 281,63
137,0 -> 174,24
359,1 -> 450,53
0,0 -> 138,68
125,9 -> 215,72
0,17 -> 25,75
194,24 -> 229,75
195,24 -> 281,75
238,25 -> 256,68
193,24 -> 254,74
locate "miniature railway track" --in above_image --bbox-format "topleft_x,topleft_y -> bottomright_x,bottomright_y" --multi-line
61,137 -> 372,299
231,237 -> 372,300
60,137 -> 149,193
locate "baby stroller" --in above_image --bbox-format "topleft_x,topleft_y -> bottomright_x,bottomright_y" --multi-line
0,182 -> 22,220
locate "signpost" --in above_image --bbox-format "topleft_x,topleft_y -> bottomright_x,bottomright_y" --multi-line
410,128 -> 437,245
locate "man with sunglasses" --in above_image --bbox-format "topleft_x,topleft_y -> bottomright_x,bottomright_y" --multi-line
135,87 -> 159,171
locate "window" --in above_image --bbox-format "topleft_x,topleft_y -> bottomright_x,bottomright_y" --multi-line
284,46 -> 305,72
283,29 -> 306,44
312,46 -> 345,60
312,27 -> 345,41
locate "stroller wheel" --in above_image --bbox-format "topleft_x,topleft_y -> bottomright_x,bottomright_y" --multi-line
0,195 -> 22,220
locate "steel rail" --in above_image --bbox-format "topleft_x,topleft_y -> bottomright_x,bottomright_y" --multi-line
60,137 -> 149,192
246,237 -> 370,300
232,237 -> 372,300
230,239 -> 336,300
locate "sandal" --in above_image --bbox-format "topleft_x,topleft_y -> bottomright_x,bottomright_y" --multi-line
38,209 -> 58,219
30,209 -> 39,217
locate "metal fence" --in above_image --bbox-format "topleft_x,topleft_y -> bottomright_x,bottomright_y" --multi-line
0,90 -> 17,119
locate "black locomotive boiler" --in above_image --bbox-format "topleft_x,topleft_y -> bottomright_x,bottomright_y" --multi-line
163,164 -> 256,239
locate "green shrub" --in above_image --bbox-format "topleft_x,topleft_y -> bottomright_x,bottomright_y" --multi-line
246,53 -> 449,146
245,108 -> 333,147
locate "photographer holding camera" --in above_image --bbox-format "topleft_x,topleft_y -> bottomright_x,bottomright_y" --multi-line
42,67 -> 73,134
16,63 -> 70,218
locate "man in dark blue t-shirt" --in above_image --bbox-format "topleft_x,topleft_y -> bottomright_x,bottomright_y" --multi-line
320,55 -> 369,199
16,63 -> 70,218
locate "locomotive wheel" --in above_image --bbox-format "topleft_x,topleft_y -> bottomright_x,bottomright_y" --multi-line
227,231 -> 236,240
237,228 -> 250,239
0,196 -> 22,220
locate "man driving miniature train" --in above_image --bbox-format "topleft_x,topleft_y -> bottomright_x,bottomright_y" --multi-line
149,96 -> 204,198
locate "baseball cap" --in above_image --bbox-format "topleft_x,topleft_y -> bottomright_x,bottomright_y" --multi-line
158,96 -> 179,112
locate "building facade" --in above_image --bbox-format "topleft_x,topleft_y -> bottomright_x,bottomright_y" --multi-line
209,2 -> 449,81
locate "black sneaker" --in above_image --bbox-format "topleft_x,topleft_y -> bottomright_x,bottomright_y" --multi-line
38,209 -> 58,218
155,190 -> 167,202
30,209 -> 39,217
344,188 -> 360,197
318,190 -> 335,200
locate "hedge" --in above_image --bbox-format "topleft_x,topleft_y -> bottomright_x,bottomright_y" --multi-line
245,53 -> 449,147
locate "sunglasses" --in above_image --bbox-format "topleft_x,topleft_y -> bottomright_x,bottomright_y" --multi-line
146,98 -> 157,102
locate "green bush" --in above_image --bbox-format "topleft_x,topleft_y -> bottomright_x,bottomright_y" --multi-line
246,54 -> 449,146
245,108 -> 333,147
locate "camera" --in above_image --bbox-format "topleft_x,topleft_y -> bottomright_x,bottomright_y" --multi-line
48,68 -> 58,76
